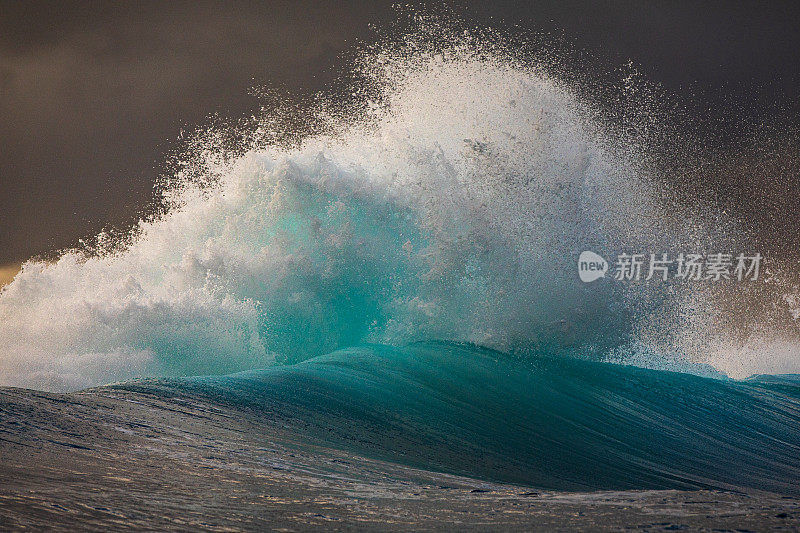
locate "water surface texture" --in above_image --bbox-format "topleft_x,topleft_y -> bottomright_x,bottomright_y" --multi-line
1,19 -> 799,531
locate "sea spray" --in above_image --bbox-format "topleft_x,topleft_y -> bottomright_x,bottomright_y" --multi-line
0,20 -> 797,390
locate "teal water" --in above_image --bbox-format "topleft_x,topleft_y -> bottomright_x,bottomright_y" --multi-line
114,341 -> 800,494
1,20 -> 799,499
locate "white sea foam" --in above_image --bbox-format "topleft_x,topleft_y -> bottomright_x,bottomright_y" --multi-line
1,25 -> 797,390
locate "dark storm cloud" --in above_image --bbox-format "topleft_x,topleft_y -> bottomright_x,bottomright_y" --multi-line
1,1 -> 800,266
0,0 -> 395,265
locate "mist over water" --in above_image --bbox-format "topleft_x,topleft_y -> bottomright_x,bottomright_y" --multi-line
1,20 -> 798,391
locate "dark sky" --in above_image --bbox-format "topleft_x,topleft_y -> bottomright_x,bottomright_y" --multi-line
2,1 -> 800,266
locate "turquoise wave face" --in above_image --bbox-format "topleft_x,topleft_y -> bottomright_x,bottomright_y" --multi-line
114,341 -> 800,494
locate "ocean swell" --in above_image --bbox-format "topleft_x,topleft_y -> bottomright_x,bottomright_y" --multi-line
112,341 -> 800,494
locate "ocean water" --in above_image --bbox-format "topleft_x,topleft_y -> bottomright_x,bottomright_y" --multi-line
1,19 -> 799,525
113,341 -> 800,494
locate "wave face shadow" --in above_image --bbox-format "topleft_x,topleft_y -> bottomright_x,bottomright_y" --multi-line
114,341 -> 800,494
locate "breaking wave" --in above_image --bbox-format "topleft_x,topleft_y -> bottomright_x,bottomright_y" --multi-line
1,20 -> 798,391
